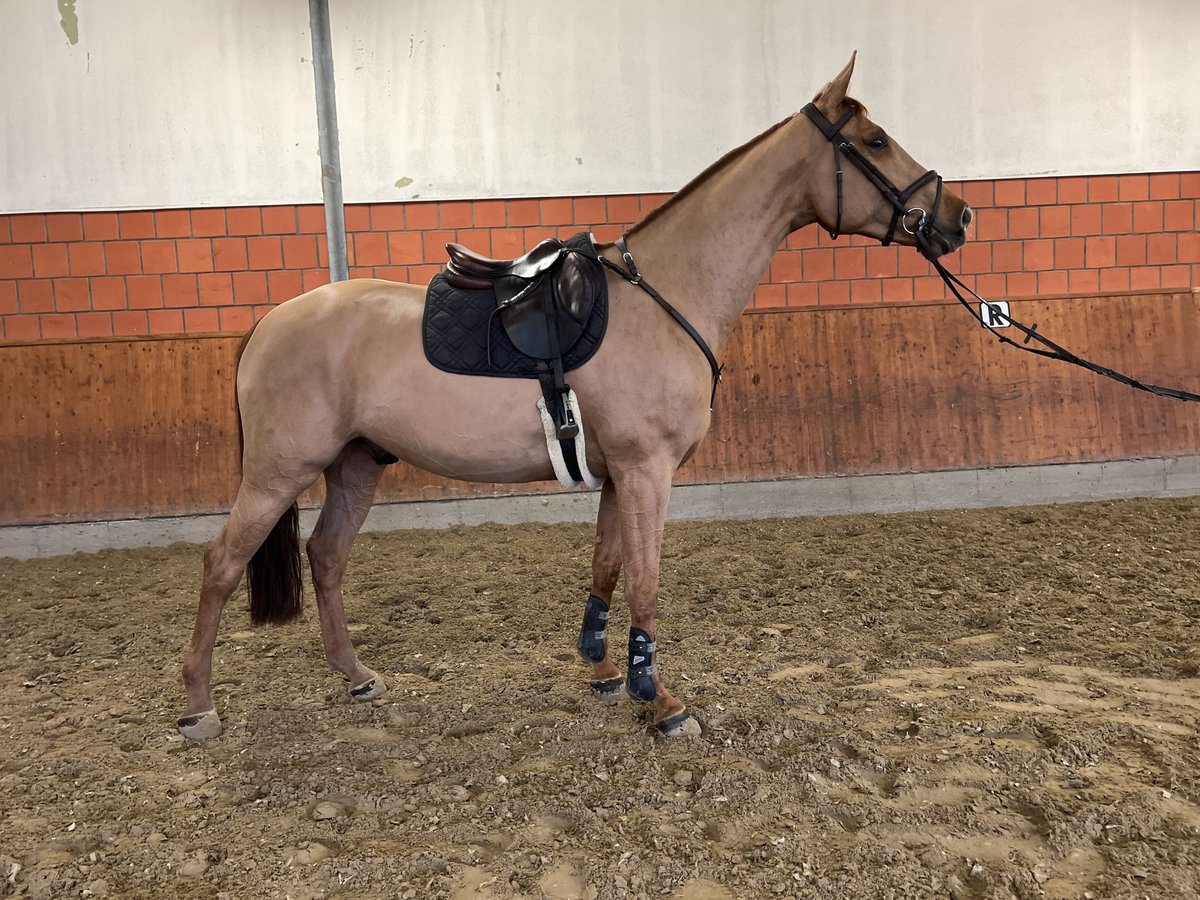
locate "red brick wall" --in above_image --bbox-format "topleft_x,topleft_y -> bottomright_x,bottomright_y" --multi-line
1,173 -> 1197,343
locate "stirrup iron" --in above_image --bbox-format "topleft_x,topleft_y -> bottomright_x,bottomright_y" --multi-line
555,388 -> 579,439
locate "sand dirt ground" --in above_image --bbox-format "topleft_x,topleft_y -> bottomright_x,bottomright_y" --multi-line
2,497 -> 1199,899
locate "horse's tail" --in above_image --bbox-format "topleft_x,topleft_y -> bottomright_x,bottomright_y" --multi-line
234,320 -> 304,626
247,503 -> 302,625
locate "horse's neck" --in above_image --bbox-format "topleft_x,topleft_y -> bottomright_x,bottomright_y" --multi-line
625,118 -> 818,354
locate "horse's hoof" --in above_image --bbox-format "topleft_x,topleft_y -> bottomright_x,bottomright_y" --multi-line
177,709 -> 222,741
656,711 -> 702,738
350,675 -> 387,700
589,677 -> 625,702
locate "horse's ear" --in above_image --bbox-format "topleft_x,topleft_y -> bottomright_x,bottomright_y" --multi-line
813,51 -> 857,117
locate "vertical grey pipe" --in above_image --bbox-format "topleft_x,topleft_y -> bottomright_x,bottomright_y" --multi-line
308,0 -> 348,282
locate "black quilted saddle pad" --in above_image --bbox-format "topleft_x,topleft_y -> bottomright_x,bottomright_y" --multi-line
422,232 -> 608,378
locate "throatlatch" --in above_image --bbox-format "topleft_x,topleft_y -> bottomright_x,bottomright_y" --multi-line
576,594 -> 610,662
626,627 -> 658,702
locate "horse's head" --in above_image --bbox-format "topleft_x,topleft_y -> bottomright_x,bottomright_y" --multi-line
803,53 -> 971,258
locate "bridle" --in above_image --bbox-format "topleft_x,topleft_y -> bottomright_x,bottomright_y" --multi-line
800,101 -> 1200,404
801,102 -> 943,250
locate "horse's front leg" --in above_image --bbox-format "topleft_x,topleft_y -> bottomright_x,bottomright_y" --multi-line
577,478 -> 625,699
611,460 -> 701,737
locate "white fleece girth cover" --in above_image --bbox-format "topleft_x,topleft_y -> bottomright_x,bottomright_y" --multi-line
536,390 -> 602,490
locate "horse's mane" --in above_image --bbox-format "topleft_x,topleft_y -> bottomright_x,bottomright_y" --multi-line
839,96 -> 869,118
625,96 -> 867,238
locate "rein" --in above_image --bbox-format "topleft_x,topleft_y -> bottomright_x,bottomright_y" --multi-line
601,236 -> 724,408
803,102 -> 1200,404
916,235 -> 1200,403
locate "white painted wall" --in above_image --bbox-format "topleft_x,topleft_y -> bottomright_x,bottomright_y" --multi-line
3,0 -> 1198,213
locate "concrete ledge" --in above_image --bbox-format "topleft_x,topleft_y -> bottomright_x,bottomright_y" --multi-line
3,456 -> 1198,559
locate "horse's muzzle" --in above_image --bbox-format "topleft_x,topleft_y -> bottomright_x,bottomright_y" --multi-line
926,227 -> 967,257
924,205 -> 971,257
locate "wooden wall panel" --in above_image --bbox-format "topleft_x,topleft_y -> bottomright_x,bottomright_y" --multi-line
0,338 -> 242,523
3,291 -> 1198,526
680,290 -> 1200,481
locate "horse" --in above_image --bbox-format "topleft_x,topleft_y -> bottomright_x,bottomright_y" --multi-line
179,53 -> 971,741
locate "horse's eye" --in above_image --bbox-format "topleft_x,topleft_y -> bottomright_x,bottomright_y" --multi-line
868,136 -> 889,150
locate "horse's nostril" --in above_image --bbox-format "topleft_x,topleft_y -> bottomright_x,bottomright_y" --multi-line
961,206 -> 973,229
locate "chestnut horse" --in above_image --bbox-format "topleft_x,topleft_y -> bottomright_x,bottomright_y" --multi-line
180,54 -> 970,740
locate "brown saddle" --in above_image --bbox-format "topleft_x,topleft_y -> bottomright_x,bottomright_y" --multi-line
444,237 -> 601,362
445,239 -> 567,288
441,234 -> 607,439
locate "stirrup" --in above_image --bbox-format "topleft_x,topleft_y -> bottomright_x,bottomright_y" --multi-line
555,394 -> 579,440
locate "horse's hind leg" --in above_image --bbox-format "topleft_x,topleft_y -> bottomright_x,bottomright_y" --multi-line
577,478 -> 625,699
306,441 -> 387,700
180,480 -> 309,740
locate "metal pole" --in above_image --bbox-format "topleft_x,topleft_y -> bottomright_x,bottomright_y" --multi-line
308,0 -> 348,282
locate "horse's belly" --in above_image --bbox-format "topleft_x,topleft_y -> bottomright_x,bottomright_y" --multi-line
358,372 -> 561,485
388,440 -> 558,485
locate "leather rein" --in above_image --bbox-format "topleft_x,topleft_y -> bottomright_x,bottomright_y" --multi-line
803,103 -> 1200,404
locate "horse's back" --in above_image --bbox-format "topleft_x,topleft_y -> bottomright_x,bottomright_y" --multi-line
234,279 -> 424,455
246,279 -> 425,354
239,279 -> 424,390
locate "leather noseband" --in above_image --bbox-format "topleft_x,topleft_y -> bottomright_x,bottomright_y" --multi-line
801,103 -> 943,248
